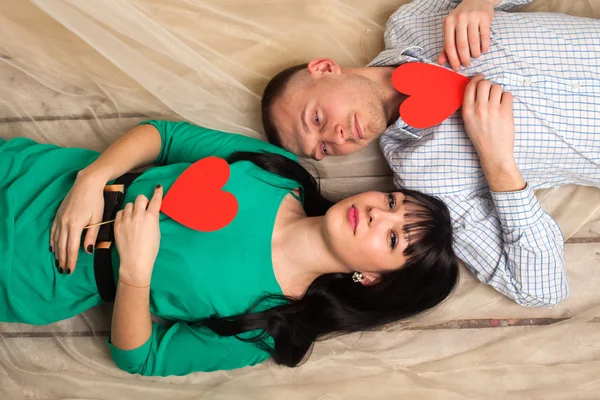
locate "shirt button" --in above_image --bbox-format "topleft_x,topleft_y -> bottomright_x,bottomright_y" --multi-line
523,78 -> 532,86
572,82 -> 580,89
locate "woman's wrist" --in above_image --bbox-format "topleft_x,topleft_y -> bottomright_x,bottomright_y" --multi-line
119,263 -> 152,288
76,166 -> 111,186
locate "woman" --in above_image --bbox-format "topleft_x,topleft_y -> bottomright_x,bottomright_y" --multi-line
0,120 -> 459,376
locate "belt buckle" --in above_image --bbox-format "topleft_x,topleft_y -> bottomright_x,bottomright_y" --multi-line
104,184 -> 125,193
96,241 -> 112,249
95,183 -> 126,248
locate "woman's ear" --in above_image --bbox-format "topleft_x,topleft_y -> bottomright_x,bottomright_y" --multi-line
307,58 -> 342,76
360,272 -> 381,286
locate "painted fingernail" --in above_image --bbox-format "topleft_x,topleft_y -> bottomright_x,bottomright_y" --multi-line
67,268 -> 71,275
156,184 -> 161,189
87,244 -> 93,253
49,246 -> 53,252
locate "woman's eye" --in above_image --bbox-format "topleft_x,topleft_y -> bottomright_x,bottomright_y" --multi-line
390,230 -> 398,250
322,142 -> 328,155
314,112 -> 320,125
388,193 -> 396,210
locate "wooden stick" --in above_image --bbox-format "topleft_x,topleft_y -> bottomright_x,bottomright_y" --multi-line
83,219 -> 115,229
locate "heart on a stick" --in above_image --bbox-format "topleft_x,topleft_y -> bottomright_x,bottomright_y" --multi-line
160,157 -> 238,232
392,62 -> 471,129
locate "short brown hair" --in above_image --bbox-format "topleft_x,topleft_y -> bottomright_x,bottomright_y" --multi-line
261,63 -> 309,148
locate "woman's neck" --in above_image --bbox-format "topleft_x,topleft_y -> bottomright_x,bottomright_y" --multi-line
271,197 -> 347,298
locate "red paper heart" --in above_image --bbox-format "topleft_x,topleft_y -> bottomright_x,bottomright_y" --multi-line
392,63 -> 471,129
160,157 -> 238,232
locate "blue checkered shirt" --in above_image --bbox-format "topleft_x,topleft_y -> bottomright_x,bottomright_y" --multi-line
371,0 -> 600,307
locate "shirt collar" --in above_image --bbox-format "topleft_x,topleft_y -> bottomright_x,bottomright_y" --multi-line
367,45 -> 424,67
369,45 -> 425,140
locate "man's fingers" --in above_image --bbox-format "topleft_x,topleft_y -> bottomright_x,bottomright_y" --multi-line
480,21 -> 491,53
444,18 -> 460,71
455,18 -> 471,67
148,185 -> 163,215
476,79 -> 493,104
468,21 -> 481,59
437,51 -> 448,66
501,91 -> 514,109
464,74 -> 485,106
489,84 -> 503,105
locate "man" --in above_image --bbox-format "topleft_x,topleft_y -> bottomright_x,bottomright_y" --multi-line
261,0 -> 600,307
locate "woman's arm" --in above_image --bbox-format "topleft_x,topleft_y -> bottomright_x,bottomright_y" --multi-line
78,124 -> 161,183
110,185 -> 162,350
51,124 -> 161,273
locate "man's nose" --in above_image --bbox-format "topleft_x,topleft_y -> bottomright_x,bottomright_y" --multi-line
327,124 -> 346,145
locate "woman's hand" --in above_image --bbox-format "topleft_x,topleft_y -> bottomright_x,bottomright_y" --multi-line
438,0 -> 495,71
51,172 -> 106,274
115,185 -> 163,287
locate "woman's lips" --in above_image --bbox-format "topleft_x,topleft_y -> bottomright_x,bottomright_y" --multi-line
347,206 -> 359,234
354,115 -> 364,140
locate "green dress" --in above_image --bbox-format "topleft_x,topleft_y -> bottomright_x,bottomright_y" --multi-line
0,120 -> 302,376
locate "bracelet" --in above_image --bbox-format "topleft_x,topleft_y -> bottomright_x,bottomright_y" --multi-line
118,279 -> 150,289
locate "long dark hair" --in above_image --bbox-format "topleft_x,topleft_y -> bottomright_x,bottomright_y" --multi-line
202,151 -> 459,367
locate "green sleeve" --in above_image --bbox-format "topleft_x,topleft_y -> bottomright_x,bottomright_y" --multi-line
107,322 -> 272,376
139,120 -> 298,165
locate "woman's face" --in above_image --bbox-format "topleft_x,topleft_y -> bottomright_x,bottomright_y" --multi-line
323,191 -> 421,280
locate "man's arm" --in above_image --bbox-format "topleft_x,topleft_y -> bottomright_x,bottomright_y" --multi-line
453,75 -> 568,306
442,190 -> 568,307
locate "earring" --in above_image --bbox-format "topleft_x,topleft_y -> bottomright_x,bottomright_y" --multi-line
352,272 -> 363,283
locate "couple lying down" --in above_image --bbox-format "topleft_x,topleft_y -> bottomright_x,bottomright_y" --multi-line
1,0 -> 598,376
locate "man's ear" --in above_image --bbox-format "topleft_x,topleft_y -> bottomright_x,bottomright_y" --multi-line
307,58 -> 342,77
360,272 -> 381,286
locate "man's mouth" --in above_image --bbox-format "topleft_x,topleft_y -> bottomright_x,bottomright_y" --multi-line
354,115 -> 364,140
347,205 -> 359,234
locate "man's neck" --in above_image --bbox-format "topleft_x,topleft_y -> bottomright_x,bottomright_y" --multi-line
342,66 -> 406,126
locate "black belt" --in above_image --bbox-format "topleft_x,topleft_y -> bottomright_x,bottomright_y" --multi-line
94,172 -> 141,302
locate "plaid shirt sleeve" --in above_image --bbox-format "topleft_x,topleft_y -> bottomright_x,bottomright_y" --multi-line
402,0 -> 533,15
441,186 -> 569,307
493,0 -> 533,11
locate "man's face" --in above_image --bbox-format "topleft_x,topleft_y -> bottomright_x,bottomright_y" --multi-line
270,61 -> 389,160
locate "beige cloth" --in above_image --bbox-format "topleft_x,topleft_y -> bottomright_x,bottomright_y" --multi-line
0,0 -> 599,398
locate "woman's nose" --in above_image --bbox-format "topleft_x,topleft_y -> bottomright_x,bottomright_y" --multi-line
369,206 -> 402,227
368,207 -> 381,225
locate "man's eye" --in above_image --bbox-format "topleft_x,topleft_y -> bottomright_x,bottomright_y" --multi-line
388,193 -> 396,210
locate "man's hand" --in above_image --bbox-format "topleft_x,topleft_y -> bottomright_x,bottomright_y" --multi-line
462,74 -> 526,192
438,0 -> 497,71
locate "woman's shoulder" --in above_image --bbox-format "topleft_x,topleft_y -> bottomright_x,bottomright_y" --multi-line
141,119 -> 298,162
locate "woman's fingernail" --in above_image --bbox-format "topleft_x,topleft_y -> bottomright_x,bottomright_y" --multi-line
55,259 -> 62,273
67,268 -> 71,275
49,246 -> 53,252
87,244 -> 93,253
156,184 -> 161,189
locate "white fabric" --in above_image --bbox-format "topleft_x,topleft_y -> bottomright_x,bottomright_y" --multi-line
1,0 -> 599,398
